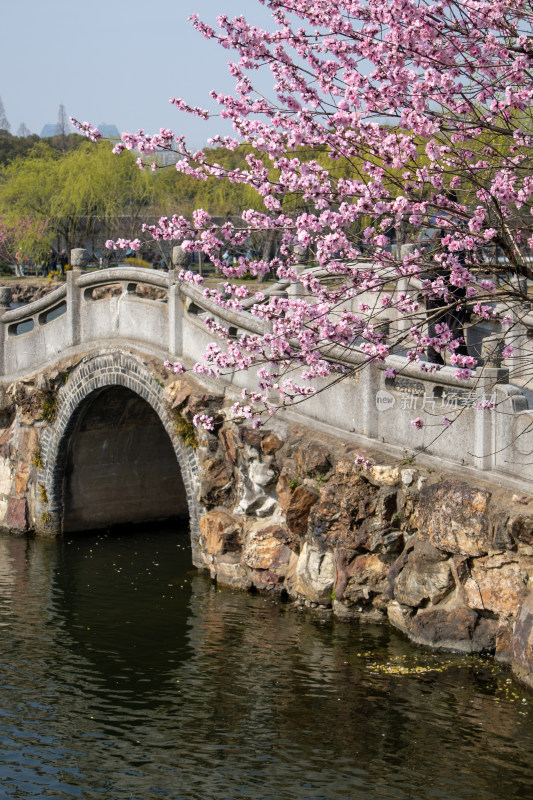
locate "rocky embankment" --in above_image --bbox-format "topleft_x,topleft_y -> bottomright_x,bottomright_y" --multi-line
2,281 -> 54,305
165,378 -> 533,691
0,346 -> 532,690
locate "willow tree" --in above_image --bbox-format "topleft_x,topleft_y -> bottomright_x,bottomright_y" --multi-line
0,141 -> 157,253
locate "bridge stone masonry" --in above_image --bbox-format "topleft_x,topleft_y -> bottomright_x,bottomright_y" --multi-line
1,247 -> 533,690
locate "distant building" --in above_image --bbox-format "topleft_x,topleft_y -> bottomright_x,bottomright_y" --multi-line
40,123 -> 59,138
40,122 -> 120,139
96,123 -> 120,139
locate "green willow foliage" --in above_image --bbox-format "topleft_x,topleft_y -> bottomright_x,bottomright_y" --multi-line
0,134 -> 394,257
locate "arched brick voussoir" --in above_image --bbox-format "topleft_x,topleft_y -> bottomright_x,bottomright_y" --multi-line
37,350 -> 203,559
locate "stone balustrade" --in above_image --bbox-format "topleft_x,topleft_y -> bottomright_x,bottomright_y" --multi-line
1,249 -> 533,491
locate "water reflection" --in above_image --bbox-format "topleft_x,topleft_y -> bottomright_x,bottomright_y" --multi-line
0,527 -> 531,800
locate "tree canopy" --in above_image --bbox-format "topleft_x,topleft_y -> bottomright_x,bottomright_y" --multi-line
0,140 -> 161,254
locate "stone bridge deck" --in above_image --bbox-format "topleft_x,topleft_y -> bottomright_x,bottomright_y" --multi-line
0,264 -> 532,492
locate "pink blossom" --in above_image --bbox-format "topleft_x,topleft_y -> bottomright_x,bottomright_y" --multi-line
83,0 -> 533,430
193,414 -> 215,431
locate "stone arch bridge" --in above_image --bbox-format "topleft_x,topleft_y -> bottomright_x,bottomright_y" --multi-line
0,260 -> 532,528
2,258 -> 533,686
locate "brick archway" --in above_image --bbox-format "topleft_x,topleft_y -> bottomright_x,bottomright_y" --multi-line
37,350 -> 202,560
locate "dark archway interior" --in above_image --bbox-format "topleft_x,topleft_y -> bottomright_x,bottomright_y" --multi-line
62,386 -> 188,533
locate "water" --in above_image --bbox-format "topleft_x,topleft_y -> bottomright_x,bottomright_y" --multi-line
0,527 -> 532,800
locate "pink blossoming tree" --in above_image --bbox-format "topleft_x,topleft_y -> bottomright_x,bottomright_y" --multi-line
75,0 -> 533,430
0,214 -> 48,268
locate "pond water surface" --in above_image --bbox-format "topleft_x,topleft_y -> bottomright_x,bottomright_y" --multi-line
0,526 -> 532,800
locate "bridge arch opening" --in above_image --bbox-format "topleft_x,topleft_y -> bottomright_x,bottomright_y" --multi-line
61,386 -> 188,533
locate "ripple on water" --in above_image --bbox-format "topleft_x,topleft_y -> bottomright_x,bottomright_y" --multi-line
0,527 -> 531,800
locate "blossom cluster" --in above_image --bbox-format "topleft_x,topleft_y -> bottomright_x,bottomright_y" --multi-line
77,1 -> 533,431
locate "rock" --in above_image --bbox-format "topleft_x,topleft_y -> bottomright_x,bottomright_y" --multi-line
0,424 -> 14,459
0,498 -> 7,525
165,379 -> 191,406
509,516 -> 533,547
282,551 -> 300,597
370,465 -> 400,486
199,510 -> 242,557
409,606 -> 480,653
294,441 -> 331,476
11,383 -> 43,424
463,554 -> 528,618
495,621 -> 514,665
416,481 -> 492,556
249,460 -> 276,489
307,460 -> 380,556
214,559 -> 252,591
511,590 -> 533,689
240,427 -> 263,449
394,541 -> 454,607
251,569 -> 284,590
197,456 -> 233,507
488,516 -> 515,552
172,388 -> 192,411
367,529 -> 404,555
275,471 -> 296,514
197,428 -> 219,453
296,543 -> 336,604
0,457 -> 11,495
331,599 -> 354,619
14,463 -> 29,496
472,617 -> 499,653
387,600 -> 414,634
401,469 -> 415,486
286,485 -> 319,537
187,392 -> 221,418
16,426 -> 38,465
236,461 -> 277,516
341,553 -> 390,606
358,606 -> 387,623
261,433 -> 284,455
243,524 -> 292,570
6,498 -> 28,531
219,427 -> 238,464
376,489 -> 398,522
512,494 -> 531,505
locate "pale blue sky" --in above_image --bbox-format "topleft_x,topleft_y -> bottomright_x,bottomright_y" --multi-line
1,0 -> 274,147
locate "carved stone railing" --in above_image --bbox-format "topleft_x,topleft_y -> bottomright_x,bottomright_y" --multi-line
1,249 -> 533,489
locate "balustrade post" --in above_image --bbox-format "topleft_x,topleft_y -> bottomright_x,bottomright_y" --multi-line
359,363 -> 381,439
0,287 -> 12,375
168,261 -> 184,358
67,249 -> 88,348
170,244 -> 191,358
473,398 -> 493,471
508,307 -> 528,380
473,343 -> 508,470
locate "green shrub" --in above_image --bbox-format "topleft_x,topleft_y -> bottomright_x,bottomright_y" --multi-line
123,257 -> 152,268
31,445 -> 43,469
40,390 -> 58,423
172,410 -> 198,449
